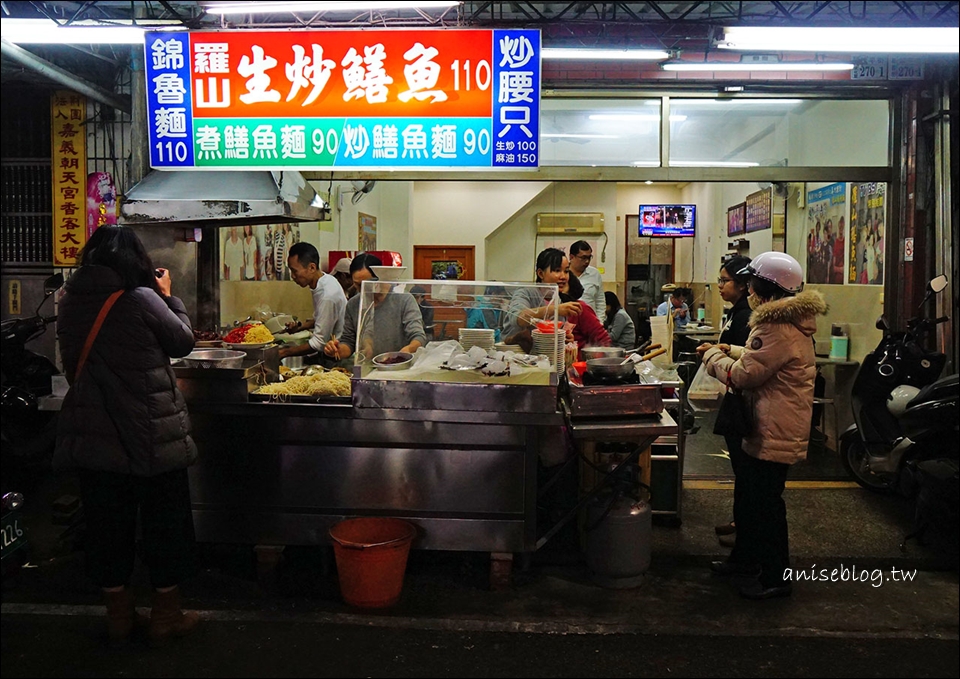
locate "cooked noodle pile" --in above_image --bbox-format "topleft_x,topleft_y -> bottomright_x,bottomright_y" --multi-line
243,323 -> 274,343
256,371 -> 352,397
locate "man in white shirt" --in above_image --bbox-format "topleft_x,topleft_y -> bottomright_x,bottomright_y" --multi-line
279,242 -> 347,362
569,240 -> 605,315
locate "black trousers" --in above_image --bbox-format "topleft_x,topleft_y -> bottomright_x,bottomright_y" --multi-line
724,434 -> 746,522
729,453 -> 791,587
78,468 -> 196,589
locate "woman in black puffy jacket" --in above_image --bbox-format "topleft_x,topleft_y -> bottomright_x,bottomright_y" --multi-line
700,256 -> 752,544
54,226 -> 199,646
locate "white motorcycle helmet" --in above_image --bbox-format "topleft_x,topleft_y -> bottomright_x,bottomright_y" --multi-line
738,252 -> 804,294
887,384 -> 922,417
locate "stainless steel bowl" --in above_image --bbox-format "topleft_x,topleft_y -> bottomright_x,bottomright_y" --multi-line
181,349 -> 246,369
581,346 -> 632,361
372,351 -> 414,371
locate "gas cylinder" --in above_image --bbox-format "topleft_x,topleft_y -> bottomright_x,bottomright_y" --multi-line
584,492 -> 652,589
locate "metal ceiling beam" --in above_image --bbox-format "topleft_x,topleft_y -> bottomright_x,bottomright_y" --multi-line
0,37 -> 130,113
9,1 -> 960,29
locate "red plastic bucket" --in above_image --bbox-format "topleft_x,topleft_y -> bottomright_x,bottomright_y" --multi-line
329,518 -> 417,608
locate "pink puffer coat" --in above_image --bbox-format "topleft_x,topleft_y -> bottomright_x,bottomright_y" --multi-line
702,290 -> 828,465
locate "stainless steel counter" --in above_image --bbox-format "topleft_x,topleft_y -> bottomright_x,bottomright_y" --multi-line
186,391 -> 564,553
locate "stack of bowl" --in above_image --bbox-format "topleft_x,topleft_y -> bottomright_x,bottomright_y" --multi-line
531,329 -> 564,373
459,328 -> 496,352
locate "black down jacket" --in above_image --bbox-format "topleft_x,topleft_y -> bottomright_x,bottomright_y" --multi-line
54,266 -> 198,476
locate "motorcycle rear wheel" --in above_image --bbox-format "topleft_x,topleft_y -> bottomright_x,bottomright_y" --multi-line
840,437 -> 895,493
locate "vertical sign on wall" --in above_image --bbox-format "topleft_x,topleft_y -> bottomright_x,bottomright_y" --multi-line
51,90 -> 87,267
144,29 -> 540,170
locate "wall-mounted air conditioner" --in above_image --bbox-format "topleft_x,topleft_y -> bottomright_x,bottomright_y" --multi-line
536,212 -> 605,235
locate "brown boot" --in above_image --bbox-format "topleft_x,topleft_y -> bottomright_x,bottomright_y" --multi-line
103,587 -> 149,646
147,586 -> 199,647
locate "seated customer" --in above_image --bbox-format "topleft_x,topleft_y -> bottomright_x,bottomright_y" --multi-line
323,254 -> 425,363
604,291 -> 636,351
465,285 -> 505,342
657,288 -> 690,328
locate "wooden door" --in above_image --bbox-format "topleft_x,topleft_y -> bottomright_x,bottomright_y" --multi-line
413,246 -> 475,281
413,246 -> 475,340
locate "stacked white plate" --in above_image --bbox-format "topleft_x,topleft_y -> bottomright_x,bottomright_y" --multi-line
494,342 -> 523,354
459,328 -> 496,352
531,329 -> 564,373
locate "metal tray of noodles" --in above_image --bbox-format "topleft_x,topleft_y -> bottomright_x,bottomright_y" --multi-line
180,349 -> 246,369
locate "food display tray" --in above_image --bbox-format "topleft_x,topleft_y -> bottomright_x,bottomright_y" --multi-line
249,392 -> 351,405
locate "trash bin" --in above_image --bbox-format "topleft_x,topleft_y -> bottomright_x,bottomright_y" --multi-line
329,517 -> 417,608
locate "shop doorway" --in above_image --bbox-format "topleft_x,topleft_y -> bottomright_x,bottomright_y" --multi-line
413,246 -> 475,340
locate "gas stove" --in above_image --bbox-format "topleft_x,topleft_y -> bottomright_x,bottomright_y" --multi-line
564,369 -> 663,419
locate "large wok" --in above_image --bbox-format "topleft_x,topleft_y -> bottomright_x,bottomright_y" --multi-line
581,342 -> 659,361
584,346 -> 667,380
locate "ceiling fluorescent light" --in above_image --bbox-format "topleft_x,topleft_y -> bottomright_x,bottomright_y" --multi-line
675,99 -> 803,106
204,1 -> 460,13
663,62 -> 853,72
589,114 -> 687,122
671,160 -> 760,167
0,18 -> 146,44
541,134 -> 620,139
720,26 -> 959,54
543,48 -> 670,61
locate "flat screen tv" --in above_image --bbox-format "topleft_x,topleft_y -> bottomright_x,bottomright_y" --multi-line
638,204 -> 696,238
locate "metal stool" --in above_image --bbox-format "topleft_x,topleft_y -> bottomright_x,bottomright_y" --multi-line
813,397 -> 840,454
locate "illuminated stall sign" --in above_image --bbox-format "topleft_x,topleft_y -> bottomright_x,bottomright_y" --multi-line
51,90 -> 87,267
144,29 -> 540,170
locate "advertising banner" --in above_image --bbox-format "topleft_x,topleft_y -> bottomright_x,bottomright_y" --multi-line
849,182 -> 885,285
51,90 -> 87,267
145,29 -> 540,170
805,182 -> 847,285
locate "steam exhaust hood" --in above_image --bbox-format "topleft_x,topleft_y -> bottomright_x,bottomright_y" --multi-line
119,170 -> 329,227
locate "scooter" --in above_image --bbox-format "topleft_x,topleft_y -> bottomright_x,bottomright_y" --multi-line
1,273 -> 64,470
840,275 -> 958,549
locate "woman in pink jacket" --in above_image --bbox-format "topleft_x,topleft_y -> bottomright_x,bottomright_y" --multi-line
699,252 -> 827,599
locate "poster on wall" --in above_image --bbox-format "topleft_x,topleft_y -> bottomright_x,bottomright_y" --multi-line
744,189 -> 772,233
805,183 -> 847,285
727,203 -> 745,237
358,213 -> 377,251
849,182 -> 885,285
220,223 -> 300,281
86,172 -> 117,240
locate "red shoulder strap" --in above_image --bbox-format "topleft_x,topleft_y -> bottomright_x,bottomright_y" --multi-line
73,290 -> 123,382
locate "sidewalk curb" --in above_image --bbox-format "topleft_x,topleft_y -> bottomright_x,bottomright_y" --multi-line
4,602 -> 957,641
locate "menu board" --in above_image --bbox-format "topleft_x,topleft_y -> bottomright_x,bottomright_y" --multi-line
744,188 -> 772,233
727,202 -> 745,237
144,29 -> 540,170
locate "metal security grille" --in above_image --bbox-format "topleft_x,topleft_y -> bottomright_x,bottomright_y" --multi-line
1,71 -> 132,265
1,88 -> 52,263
